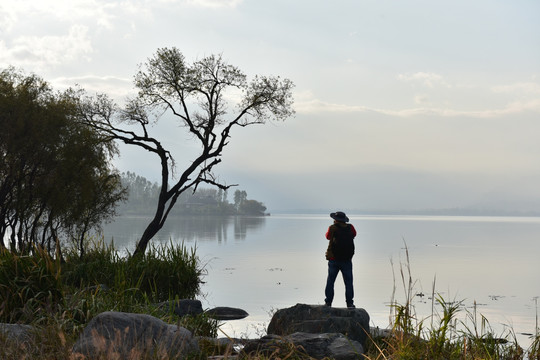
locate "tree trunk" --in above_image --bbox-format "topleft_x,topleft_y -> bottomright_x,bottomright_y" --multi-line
133,217 -> 162,257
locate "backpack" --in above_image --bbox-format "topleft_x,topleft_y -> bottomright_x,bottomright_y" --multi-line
329,224 -> 355,260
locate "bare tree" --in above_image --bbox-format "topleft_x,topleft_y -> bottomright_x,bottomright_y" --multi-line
80,48 -> 294,256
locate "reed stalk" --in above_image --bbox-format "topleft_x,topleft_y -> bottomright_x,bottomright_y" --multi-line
366,242 -> 532,360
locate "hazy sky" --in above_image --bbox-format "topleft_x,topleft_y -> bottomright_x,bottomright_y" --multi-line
2,0 -> 540,212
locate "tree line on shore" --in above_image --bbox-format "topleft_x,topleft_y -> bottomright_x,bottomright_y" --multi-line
118,171 -> 267,217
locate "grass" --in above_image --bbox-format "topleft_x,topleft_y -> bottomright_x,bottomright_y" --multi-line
0,239 -> 538,359
0,244 -> 63,324
364,243 -> 540,360
0,238 -> 220,359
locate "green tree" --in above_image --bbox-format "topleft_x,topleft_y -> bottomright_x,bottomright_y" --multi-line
0,68 -> 126,256
239,199 -> 267,216
118,171 -> 160,214
234,190 -> 247,210
80,48 -> 294,256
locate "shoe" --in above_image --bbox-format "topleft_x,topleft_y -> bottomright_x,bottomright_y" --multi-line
347,304 -> 355,309
324,302 -> 331,307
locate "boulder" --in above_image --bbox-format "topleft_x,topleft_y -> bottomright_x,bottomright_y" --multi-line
0,324 -> 35,358
0,323 -> 33,341
267,303 -> 370,349
242,332 -> 363,360
205,306 -> 249,320
0,323 -> 34,346
71,311 -> 199,359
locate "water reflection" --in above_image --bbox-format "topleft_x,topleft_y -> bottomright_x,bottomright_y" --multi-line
232,216 -> 266,240
100,215 -> 267,249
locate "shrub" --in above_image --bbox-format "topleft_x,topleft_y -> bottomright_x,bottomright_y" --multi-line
62,238 -> 204,302
125,241 -> 203,301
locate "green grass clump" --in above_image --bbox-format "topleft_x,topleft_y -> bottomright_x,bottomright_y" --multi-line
0,245 -> 63,323
62,239 -> 204,302
125,241 -> 203,301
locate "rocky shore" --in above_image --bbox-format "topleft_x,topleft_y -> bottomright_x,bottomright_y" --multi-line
1,301 -> 371,359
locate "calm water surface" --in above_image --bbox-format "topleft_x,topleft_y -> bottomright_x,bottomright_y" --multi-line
102,214 -> 540,346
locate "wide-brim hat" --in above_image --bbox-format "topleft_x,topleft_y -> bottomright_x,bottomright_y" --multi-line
330,211 -> 349,223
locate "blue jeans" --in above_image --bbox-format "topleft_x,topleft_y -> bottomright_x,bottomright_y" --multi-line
325,259 -> 354,306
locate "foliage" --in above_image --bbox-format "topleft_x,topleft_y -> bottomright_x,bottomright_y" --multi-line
124,241 -> 203,301
78,47 -> 294,255
530,335 -> 540,359
234,190 -> 248,210
175,311 -> 220,338
0,238 -> 205,322
62,238 -> 204,302
0,67 -> 127,256
0,245 -> 62,323
118,171 -> 161,214
238,199 -> 267,216
234,189 -> 267,215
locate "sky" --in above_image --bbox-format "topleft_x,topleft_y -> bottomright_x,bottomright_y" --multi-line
1,0 -> 540,213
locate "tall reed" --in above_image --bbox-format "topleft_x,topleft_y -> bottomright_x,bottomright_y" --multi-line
367,242 -> 533,359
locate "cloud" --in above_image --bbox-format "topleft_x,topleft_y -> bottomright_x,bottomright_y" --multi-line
0,1 -> 150,35
2,1 -> 106,24
295,74 -> 540,119
295,95 -> 540,119
397,72 -> 450,88
0,4 -> 16,33
491,82 -> 540,95
0,25 -> 93,70
414,94 -> 429,105
51,75 -> 134,102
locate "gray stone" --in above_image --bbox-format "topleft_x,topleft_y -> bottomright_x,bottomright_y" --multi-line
0,323 -> 34,345
267,303 -> 370,349
326,334 -> 365,360
242,332 -> 363,360
71,311 -> 199,359
205,306 -> 249,320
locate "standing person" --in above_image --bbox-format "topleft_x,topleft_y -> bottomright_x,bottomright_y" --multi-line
324,211 -> 357,309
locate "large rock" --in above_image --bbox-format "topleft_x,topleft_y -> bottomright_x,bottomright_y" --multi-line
205,306 -> 249,320
267,303 -> 370,349
0,323 -> 34,344
71,311 -> 199,359
155,300 -> 248,320
242,332 -> 364,360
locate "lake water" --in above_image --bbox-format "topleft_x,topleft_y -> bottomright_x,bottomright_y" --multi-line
101,213 -> 540,347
